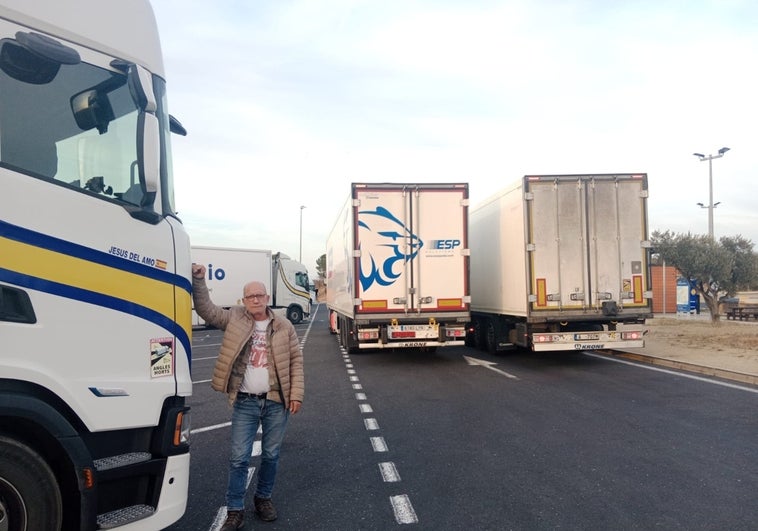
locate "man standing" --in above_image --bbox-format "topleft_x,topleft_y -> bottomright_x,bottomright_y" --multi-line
192,264 -> 304,530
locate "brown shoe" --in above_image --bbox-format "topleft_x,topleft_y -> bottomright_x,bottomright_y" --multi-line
254,496 -> 278,522
220,509 -> 244,530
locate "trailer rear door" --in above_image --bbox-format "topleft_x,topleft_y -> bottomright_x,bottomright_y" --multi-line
526,174 -> 650,313
353,183 -> 469,315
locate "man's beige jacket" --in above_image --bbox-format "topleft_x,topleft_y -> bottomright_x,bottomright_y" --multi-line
192,277 -> 304,407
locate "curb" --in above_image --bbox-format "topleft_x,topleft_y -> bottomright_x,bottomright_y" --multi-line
601,350 -> 758,387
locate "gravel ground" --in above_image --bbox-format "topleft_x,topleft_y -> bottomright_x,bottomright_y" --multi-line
639,314 -> 758,376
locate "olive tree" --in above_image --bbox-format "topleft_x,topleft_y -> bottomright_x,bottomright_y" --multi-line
720,236 -> 758,291
651,231 -> 756,321
316,253 -> 326,280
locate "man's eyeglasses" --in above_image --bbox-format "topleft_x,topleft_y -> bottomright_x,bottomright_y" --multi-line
243,293 -> 268,301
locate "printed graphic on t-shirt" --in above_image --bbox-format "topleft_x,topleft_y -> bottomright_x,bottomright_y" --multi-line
239,319 -> 271,395
250,328 -> 268,368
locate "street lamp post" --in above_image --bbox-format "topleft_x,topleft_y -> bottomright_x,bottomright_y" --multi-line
299,205 -> 306,263
693,147 -> 729,239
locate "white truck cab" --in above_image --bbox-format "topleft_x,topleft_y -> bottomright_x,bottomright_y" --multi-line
0,1 -> 192,529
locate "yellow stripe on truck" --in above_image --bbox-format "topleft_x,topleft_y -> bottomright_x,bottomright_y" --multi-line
2,236 -> 176,321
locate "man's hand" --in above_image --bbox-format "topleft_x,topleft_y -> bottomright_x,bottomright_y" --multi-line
192,263 -> 206,279
289,400 -> 302,414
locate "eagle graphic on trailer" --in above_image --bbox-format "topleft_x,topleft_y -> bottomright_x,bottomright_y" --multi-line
358,206 -> 423,292
326,183 -> 470,352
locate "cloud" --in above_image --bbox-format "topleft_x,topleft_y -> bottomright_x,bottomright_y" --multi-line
152,0 -> 758,270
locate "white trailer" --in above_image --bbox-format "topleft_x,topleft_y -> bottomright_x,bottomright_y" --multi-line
0,0 -> 191,528
326,183 -> 470,351
191,246 -> 312,325
469,174 -> 652,352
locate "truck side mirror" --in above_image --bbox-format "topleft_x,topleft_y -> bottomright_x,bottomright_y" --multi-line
170,114 -> 187,136
71,89 -> 115,134
138,111 -> 159,207
127,63 -> 159,210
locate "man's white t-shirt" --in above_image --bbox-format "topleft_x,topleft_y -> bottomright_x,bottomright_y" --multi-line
239,319 -> 271,394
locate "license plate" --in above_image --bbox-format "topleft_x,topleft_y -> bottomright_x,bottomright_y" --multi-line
389,324 -> 438,332
575,333 -> 599,340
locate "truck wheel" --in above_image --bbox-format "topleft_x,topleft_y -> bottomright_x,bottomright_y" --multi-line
0,436 -> 62,531
287,306 -> 303,324
472,320 -> 484,350
485,320 -> 497,354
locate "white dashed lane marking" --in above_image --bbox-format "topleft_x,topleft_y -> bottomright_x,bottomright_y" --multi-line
370,436 -> 389,452
379,462 -> 401,482
339,342 -> 418,526
391,494 -> 419,524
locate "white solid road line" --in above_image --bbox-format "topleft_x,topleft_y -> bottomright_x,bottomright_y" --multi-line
191,421 -> 230,435
584,352 -> 758,394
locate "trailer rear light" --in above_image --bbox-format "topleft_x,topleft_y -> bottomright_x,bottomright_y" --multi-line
446,328 -> 466,337
358,329 -> 379,340
622,330 -> 642,340
533,334 -> 554,343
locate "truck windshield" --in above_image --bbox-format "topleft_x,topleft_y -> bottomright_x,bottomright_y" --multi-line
0,42 -> 175,213
296,271 -> 310,290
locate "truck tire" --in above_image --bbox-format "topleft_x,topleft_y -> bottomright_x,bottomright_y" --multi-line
472,319 -> 484,350
485,320 -> 497,354
0,436 -> 62,531
287,306 -> 303,324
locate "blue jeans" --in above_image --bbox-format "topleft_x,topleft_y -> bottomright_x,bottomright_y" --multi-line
226,395 -> 289,510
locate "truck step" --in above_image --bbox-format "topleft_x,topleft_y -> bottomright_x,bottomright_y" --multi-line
93,451 -> 151,471
97,504 -> 155,529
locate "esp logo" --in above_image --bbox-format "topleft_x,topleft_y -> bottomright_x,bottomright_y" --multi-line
431,239 -> 461,250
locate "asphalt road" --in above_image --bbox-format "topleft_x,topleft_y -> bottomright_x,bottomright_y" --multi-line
166,304 -> 758,531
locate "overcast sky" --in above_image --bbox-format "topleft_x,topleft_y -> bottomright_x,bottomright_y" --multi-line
151,0 -> 758,275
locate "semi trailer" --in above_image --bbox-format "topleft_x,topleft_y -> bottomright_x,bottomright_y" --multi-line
468,174 -> 652,352
191,246 -> 312,325
326,183 -> 470,352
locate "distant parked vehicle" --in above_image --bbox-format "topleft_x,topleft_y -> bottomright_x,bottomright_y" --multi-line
468,174 -> 653,352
